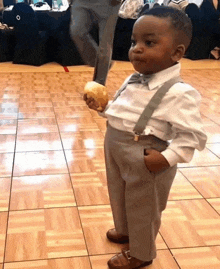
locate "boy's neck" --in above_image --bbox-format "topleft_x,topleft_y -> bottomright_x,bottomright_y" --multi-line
140,61 -> 179,76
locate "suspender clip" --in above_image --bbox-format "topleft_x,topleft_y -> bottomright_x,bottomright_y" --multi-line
134,133 -> 140,142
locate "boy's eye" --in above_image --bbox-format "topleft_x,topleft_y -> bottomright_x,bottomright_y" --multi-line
145,41 -> 154,46
131,39 -> 136,46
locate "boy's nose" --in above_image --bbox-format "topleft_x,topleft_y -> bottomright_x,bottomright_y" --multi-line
132,44 -> 144,53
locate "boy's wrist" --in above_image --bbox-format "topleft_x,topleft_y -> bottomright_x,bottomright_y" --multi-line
160,149 -> 183,167
144,149 -> 170,173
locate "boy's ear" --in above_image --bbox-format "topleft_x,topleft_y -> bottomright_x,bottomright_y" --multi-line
171,44 -> 186,62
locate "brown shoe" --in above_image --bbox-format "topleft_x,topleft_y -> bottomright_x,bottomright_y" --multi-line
106,228 -> 129,244
108,250 -> 153,269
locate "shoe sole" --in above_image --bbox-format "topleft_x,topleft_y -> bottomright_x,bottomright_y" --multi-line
106,233 -> 129,244
108,260 -> 153,269
107,237 -> 129,244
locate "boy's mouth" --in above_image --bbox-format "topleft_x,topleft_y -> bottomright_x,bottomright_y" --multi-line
132,56 -> 144,62
132,59 -> 145,66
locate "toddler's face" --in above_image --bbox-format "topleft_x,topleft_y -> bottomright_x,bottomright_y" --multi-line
129,15 -> 177,75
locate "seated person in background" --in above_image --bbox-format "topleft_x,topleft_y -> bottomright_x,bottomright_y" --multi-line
0,0 -> 4,12
200,0 -> 220,33
168,0 -> 189,10
209,0 -> 220,11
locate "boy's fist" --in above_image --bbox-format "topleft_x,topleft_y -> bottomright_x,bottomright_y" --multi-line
144,149 -> 170,173
83,94 -> 103,111
84,81 -> 108,111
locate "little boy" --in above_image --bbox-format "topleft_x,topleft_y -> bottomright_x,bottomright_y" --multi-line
84,6 -> 207,269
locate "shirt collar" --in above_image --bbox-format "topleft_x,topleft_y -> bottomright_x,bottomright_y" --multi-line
144,62 -> 181,91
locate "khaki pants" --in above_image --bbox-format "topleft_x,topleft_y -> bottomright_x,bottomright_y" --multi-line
104,124 -> 177,261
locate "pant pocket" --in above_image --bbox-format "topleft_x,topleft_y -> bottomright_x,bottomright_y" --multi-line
141,145 -> 154,176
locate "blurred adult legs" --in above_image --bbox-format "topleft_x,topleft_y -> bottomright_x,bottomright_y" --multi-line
70,2 -> 120,67
70,7 -> 98,66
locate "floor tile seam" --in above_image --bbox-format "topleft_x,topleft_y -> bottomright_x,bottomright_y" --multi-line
4,197 -> 219,212
49,88 -> 93,259
3,254 -> 90,265
13,146 -> 105,152
0,70 -> 67,74
206,142 -> 220,144
16,131 -> 62,136
167,197 -> 208,202
14,149 -> 65,153
205,199 -> 220,217
166,249 -> 181,269
0,151 -> 16,154
156,232 -> 181,268
169,245 -> 220,250
8,205 -> 79,213
178,170 -> 210,200
178,164 -> 220,169
2,96 -> 20,265
181,67 -> 220,70
167,197 -> 220,206
13,172 -> 69,178
10,172 -> 70,178
168,196 -> 220,201
168,246 -> 220,269
13,149 -> 70,154
3,246 -> 216,266
8,203 -> 112,212
205,147 -> 220,160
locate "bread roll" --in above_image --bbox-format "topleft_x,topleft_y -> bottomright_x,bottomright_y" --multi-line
84,81 -> 108,111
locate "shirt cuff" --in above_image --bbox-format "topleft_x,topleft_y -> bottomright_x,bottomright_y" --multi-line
97,101 -> 112,118
98,110 -> 106,118
161,148 -> 183,167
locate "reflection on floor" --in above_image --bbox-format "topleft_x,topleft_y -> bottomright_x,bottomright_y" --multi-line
0,59 -> 220,269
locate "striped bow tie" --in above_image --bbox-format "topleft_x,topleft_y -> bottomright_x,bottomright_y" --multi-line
128,73 -> 152,85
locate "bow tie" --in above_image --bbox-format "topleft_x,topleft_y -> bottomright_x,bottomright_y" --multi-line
128,73 -> 152,86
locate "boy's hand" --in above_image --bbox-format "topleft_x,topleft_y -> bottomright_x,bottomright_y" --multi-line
144,149 -> 170,173
83,94 -> 105,112
83,81 -> 108,112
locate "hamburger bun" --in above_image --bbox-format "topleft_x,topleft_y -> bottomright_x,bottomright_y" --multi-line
84,81 -> 108,111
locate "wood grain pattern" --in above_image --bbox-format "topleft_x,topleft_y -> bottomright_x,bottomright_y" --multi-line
160,200 -> 220,248
0,212 -> 8,263
168,171 -> 202,200
0,135 -> 16,153
5,208 -> 87,262
13,151 -> 68,176
179,167 -> 220,198
0,60 -> 219,268
172,246 -> 220,269
0,153 -> 14,177
10,174 -> 76,210
207,198 -> 220,214
0,178 -> 11,211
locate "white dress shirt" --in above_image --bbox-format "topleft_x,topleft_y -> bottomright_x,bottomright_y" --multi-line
100,62 -> 207,167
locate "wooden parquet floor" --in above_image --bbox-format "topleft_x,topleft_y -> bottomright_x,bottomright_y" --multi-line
0,59 -> 220,268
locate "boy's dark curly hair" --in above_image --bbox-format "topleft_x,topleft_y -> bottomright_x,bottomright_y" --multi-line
139,6 -> 192,50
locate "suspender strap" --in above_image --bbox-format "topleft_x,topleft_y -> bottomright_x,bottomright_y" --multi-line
133,76 -> 181,137
112,75 -> 134,101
